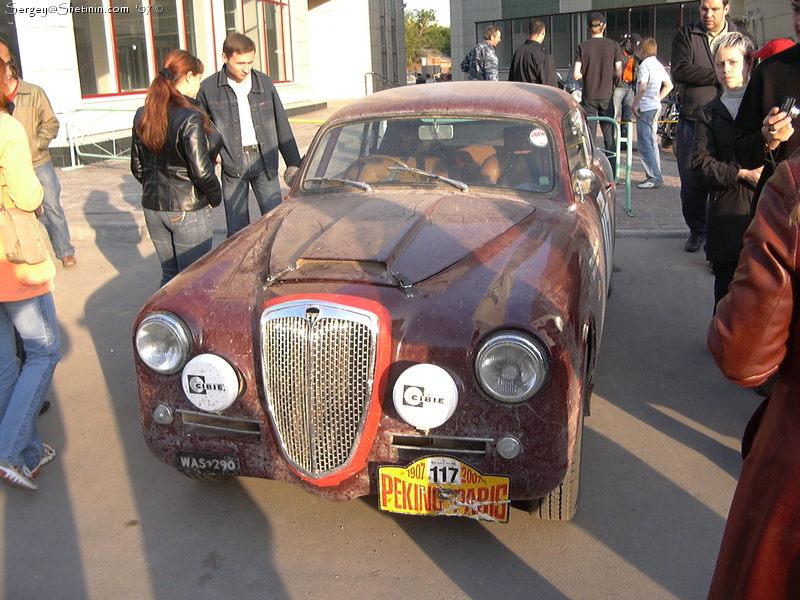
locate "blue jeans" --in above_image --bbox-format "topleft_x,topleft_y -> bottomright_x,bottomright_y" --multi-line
144,207 -> 213,287
636,108 -> 662,184
613,85 -> 634,123
675,118 -> 709,236
35,161 -> 75,260
221,151 -> 283,237
0,293 -> 61,470
581,97 -> 617,171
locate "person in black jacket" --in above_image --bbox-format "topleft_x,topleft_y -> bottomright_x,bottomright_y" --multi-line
671,0 -> 745,253
733,21 -> 800,204
197,33 -> 302,237
691,32 -> 762,310
508,19 -> 557,87
131,49 -> 223,287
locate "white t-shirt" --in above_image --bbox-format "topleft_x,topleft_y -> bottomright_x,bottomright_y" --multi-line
228,74 -> 258,147
637,56 -> 670,113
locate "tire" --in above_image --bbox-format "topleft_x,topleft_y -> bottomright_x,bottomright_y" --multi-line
527,412 -> 583,520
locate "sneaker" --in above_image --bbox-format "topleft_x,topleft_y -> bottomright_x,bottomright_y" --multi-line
685,234 -> 705,253
637,179 -> 662,189
31,443 -> 56,478
0,461 -> 38,491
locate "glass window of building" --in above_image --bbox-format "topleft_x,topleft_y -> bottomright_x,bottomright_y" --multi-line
151,1 -> 182,69
224,0 -> 294,82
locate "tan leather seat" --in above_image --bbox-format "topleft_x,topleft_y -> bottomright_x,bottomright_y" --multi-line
460,145 -> 497,166
479,126 -> 551,190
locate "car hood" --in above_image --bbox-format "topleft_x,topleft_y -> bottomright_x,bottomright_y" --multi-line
268,191 -> 537,285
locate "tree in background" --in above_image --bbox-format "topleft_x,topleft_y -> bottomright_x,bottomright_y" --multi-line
405,8 -> 451,70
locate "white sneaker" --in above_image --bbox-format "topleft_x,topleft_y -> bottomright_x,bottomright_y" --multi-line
637,179 -> 662,189
0,461 -> 37,491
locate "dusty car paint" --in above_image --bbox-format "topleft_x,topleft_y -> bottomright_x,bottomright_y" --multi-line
134,82 -> 614,521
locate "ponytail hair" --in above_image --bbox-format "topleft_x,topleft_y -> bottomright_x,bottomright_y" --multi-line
137,49 -> 208,152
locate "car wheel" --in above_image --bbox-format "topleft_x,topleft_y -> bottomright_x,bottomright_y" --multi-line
179,471 -> 231,483
528,412 -> 583,521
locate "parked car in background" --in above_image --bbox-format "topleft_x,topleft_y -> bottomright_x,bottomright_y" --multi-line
133,82 -> 615,523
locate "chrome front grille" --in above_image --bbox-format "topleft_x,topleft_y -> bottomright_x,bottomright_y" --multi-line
260,301 -> 379,479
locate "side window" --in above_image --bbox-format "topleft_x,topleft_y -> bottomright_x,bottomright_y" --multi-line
563,109 -> 592,172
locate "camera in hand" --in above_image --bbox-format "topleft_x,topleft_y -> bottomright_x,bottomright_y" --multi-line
780,96 -> 800,120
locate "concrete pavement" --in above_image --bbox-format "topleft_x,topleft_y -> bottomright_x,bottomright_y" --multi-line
55,100 -> 689,245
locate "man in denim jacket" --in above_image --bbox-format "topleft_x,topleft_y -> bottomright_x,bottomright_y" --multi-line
198,32 -> 301,237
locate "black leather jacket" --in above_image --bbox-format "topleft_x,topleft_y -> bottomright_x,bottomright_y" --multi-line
131,102 -> 222,212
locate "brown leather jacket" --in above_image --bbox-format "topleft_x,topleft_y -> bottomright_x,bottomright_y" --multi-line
707,156 -> 800,599
10,79 -> 60,168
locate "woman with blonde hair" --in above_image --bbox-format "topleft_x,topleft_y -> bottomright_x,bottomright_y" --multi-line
631,37 -> 673,189
0,55 -> 60,491
131,49 -> 222,287
692,32 -> 762,310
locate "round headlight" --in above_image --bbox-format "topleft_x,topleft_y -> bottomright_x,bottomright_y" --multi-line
135,312 -> 192,375
474,333 -> 549,403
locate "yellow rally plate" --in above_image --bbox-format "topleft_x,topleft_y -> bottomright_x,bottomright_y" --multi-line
379,456 -> 510,523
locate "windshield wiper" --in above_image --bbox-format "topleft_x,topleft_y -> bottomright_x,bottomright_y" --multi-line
306,177 -> 373,192
388,167 -> 469,192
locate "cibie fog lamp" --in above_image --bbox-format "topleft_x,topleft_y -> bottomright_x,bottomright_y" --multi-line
392,363 -> 458,430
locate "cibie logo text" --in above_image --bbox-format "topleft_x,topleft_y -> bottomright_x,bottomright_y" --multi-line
402,385 -> 445,407
188,375 -> 226,395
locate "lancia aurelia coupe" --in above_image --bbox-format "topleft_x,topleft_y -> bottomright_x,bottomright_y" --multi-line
133,82 -> 615,523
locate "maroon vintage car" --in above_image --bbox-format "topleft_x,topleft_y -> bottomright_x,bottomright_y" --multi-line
133,82 -> 615,523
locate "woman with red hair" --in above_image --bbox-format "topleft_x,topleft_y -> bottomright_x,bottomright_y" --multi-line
131,49 -> 222,287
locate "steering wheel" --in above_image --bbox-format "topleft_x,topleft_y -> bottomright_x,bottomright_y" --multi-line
344,155 -> 411,181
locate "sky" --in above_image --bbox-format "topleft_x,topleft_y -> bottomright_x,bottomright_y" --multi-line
404,0 -> 451,26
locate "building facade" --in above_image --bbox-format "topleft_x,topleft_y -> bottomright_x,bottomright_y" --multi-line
452,0 -> 794,79
1,0 -> 405,165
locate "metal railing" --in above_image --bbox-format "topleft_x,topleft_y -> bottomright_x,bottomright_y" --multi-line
588,116 -> 633,216
63,107 -> 139,169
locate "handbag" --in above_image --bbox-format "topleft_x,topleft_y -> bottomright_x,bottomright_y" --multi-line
0,173 -> 49,265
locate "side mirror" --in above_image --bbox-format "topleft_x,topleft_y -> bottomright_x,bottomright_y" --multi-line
571,168 -> 596,200
284,166 -> 299,187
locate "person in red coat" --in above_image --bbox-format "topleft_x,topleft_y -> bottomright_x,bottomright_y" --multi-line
707,155 -> 800,598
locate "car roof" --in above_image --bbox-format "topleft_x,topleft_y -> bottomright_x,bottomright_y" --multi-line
327,82 -> 578,127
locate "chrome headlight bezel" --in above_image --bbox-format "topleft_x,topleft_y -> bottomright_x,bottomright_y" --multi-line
474,331 -> 550,403
135,311 -> 193,375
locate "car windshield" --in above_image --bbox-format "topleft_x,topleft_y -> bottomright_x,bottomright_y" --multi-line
303,117 -> 556,193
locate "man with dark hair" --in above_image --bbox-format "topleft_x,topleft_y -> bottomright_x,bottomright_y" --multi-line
508,19 -> 558,86
0,39 -> 76,268
614,34 -> 642,124
573,12 -> 623,170
198,32 -> 301,237
465,26 -> 502,81
671,0 -> 744,252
